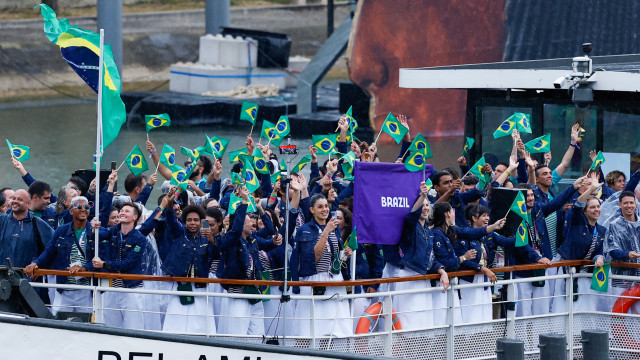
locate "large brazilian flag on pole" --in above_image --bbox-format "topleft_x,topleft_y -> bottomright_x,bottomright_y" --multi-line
36,4 -> 126,150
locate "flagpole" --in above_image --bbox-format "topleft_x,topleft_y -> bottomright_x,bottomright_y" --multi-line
423,167 -> 426,183
400,147 -> 410,160
154,160 -> 160,174
117,160 -> 126,171
93,29 -> 104,324
146,132 -> 149,142
374,126 -> 384,144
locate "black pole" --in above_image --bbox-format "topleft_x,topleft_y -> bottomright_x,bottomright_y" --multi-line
327,0 -> 334,38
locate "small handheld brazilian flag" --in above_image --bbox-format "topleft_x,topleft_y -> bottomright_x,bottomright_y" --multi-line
170,166 -> 188,186
514,113 -> 532,134
6,139 -> 30,161
342,161 -> 354,181
345,106 -> 358,133
260,120 -> 283,146
524,134 -> 551,153
239,101 -> 258,125
145,113 -> 171,133
493,118 -> 516,138
408,133 -> 433,159
591,262 -> 610,292
469,156 -> 491,188
239,155 -> 260,193
381,112 -> 408,144
181,146 -> 203,164
312,134 -> 339,155
280,158 -> 287,173
228,193 -> 257,215
515,220 -> 528,247
405,150 -> 426,172
510,191 -> 531,225
275,115 -> 290,138
590,151 -> 606,171
252,147 -> 269,175
270,172 -> 281,186
231,172 -> 244,186
347,226 -> 357,250
291,154 -> 312,174
160,143 -> 178,170
425,178 -> 433,192
462,137 -> 474,157
204,134 -> 229,158
228,148 -> 249,164
125,145 -> 148,176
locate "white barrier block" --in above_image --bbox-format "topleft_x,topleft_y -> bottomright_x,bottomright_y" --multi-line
198,34 -> 221,65
169,61 -> 192,93
285,55 -> 311,88
249,67 -> 287,89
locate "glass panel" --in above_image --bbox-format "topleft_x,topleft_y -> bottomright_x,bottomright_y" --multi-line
603,110 -> 640,173
480,106 -> 532,163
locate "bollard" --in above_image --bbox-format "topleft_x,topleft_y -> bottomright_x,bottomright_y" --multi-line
496,338 -> 524,360
539,334 -> 567,360
581,329 -> 610,360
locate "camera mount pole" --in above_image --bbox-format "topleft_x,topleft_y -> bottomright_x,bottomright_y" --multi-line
281,137 -> 292,345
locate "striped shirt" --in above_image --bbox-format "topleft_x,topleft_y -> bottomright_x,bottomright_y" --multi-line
67,228 -> 89,287
316,226 -> 339,274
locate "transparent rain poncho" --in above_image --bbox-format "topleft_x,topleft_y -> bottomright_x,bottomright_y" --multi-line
601,192 -> 640,278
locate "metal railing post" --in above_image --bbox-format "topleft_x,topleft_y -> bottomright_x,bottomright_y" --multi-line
93,278 -> 108,323
566,267 -> 575,359
506,277 -> 516,338
310,296 -> 316,349
447,278 -> 456,360
383,293 -> 393,357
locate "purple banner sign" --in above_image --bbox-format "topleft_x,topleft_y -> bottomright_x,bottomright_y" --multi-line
353,162 -> 433,245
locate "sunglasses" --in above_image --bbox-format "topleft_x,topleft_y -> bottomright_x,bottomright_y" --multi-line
72,202 -> 93,211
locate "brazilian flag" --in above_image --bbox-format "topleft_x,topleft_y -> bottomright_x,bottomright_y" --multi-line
493,118 -> 516,139
125,145 -> 148,176
181,146 -> 202,164
425,178 -> 433,192
408,133 -> 433,159
145,113 -> 171,133
405,150 -> 426,172
160,143 -> 178,170
515,220 -> 528,247
37,4 -> 125,149
462,137 -> 474,157
203,134 -> 229,158
524,134 -> 551,153
513,113 -> 532,134
381,113 -> 408,144
231,172 -> 245,186
312,134 -> 339,155
469,156 -> 491,189
260,120 -> 283,146
260,270 -> 271,299
275,115 -> 290,137
228,193 -> 257,215
228,148 -> 249,164
591,263 -> 610,292
270,172 -> 281,186
510,191 -> 531,225
345,106 -> 358,133
347,226 -> 357,250
280,158 -> 288,173
170,166 -> 188,186
337,132 -> 351,143
291,154 -> 312,174
590,151 -> 605,171
342,161 -> 354,181
239,155 -> 260,193
252,148 -> 270,175
239,101 -> 258,125
341,151 -> 356,167
6,139 -> 30,161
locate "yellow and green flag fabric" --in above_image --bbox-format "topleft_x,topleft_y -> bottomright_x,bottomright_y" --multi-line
510,191 -> 531,225
347,226 -> 357,250
145,113 -> 170,133
228,193 -> 257,214
260,120 -> 283,146
252,148 -> 269,175
469,156 -> 491,188
515,220 -> 528,247
6,139 -> 30,161
36,4 -> 125,149
240,101 -> 258,125
160,143 -> 178,170
425,178 -> 433,192
228,148 -> 249,163
462,137 -> 474,157
381,112 -> 408,144
524,133 -> 551,153
280,158 -> 288,173
590,151 -> 606,171
170,166 -> 188,186
270,172 -> 281,186
404,150 -> 426,172
231,172 -> 244,186
312,134 -> 339,155
239,155 -> 260,193
408,133 -> 433,159
345,106 -> 358,133
514,113 -> 532,134
493,118 -> 516,139
125,145 -> 148,176
342,162 -> 354,181
591,263 -> 610,292
341,151 -> 356,167
181,146 -> 202,164
204,134 -> 229,158
291,154 -> 312,174
275,115 -> 290,138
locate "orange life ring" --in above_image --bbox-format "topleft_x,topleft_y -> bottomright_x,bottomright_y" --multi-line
612,285 -> 640,350
355,301 -> 402,333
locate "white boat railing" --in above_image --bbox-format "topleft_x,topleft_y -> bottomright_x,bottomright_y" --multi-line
24,261 -> 640,360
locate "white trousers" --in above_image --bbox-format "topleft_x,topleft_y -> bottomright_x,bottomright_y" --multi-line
218,293 -> 265,335
51,289 -> 92,315
207,273 -> 225,328
103,290 -> 145,330
163,282 -> 216,335
263,285 -> 296,336
459,274 -> 493,323
516,268 -> 554,317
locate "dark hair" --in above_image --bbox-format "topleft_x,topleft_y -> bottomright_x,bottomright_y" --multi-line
465,203 -> 490,224
231,162 -> 243,174
320,159 -> 329,176
432,202 -> 456,243
516,183 -> 532,190
68,176 -> 88,195
339,196 -> 353,213
0,187 -> 11,195
28,181 -> 52,198
201,197 -> 219,209
264,208 -> 280,230
338,208 -> 353,241
199,156 -> 213,176
120,201 -> 142,226
124,173 -> 147,193
497,161 -> 509,169
462,175 -> 479,186
442,167 -> 459,180
310,193 -> 327,208
619,190 -> 636,203
432,172 -> 452,187
534,164 -> 550,178
309,176 -> 322,192
182,204 -> 206,224
205,207 -> 224,232
157,194 -> 166,206
0,191 -> 6,209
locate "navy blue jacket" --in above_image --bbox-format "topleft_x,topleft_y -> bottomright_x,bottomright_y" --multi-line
398,208 -> 443,275
0,212 -> 54,268
266,207 -> 300,281
161,207 -> 216,278
33,222 -> 93,288
138,207 -> 171,262
429,188 -> 484,228
33,207 -> 57,230
533,186 -> 566,250
557,203 -> 605,262
290,217 -> 342,280
93,224 -> 146,288
432,226 -> 488,272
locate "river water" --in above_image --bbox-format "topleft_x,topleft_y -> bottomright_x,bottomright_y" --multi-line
0,99 -> 463,202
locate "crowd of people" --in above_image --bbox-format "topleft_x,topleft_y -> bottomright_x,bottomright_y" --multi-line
0,114 -> 639,338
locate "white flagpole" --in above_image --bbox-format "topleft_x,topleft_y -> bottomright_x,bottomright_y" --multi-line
95,29 -> 104,260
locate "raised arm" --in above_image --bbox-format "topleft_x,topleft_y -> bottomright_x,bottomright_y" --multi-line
147,141 -> 171,180
554,124 -> 580,177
